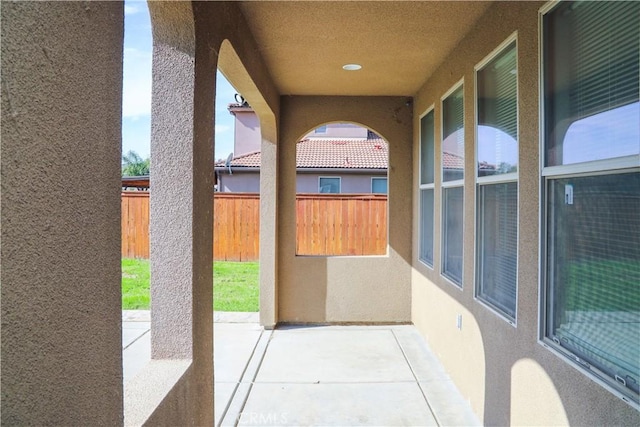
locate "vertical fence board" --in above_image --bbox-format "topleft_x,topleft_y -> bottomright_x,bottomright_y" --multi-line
122,192 -> 387,260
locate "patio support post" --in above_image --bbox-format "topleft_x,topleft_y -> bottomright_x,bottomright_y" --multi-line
1,2 -> 124,424
260,135 -> 279,328
147,2 -> 214,424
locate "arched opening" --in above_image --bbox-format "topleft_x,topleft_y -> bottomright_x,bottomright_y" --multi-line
294,121 -> 389,257
121,0 -> 263,380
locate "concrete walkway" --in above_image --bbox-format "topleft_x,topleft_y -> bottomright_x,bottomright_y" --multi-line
123,312 -> 480,427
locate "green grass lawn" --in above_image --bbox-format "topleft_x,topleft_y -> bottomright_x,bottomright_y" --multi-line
122,258 -> 259,312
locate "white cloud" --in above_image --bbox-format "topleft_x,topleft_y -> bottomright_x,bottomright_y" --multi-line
122,47 -> 152,118
215,124 -> 231,133
124,4 -> 140,16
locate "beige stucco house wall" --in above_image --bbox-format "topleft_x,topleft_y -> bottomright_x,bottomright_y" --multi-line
411,1 -> 638,425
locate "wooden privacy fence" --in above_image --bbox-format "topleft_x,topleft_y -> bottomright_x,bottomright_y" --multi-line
121,192 -> 387,261
122,192 -> 150,259
213,193 -> 260,261
295,194 -> 387,256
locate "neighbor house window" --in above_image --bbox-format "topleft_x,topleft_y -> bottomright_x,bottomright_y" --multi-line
371,177 -> 387,194
542,0 -> 639,405
441,83 -> 464,286
419,108 -> 435,267
475,36 -> 518,322
319,177 -> 340,193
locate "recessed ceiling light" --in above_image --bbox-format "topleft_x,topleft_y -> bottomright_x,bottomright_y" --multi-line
342,64 -> 362,71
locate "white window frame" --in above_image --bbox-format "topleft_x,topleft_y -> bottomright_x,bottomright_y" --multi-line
371,177 -> 388,194
441,79 -> 465,288
419,106 -> 436,269
318,176 -> 341,193
538,0 -> 640,408
473,32 -> 519,326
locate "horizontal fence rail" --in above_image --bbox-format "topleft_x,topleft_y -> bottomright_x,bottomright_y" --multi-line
121,192 -> 388,261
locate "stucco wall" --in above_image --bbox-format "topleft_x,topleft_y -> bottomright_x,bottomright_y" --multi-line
218,171 -> 386,194
278,96 -> 412,323
233,109 -> 262,156
1,2 -> 124,424
296,173 -> 386,194
411,1 -> 640,425
304,122 -> 369,139
218,171 -> 261,193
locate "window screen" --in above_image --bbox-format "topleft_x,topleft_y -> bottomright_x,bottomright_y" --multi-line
546,173 -> 640,398
420,189 -> 434,266
442,186 -> 464,285
477,182 -> 517,319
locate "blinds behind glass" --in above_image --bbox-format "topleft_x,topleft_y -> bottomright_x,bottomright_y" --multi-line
547,173 -> 640,397
420,189 -> 434,266
478,43 -> 517,140
442,186 -> 464,285
443,87 -> 464,139
420,111 -> 435,185
544,1 -> 640,166
477,183 -> 518,319
443,86 -> 464,182
570,2 -> 639,117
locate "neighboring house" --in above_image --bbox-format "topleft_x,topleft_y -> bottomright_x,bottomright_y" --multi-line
215,105 -> 388,193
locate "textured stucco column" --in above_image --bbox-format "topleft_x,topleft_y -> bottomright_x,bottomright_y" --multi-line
146,2 -> 215,425
259,136 -> 279,328
1,2 -> 124,424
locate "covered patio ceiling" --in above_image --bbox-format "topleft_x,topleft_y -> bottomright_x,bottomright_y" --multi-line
238,1 -> 493,96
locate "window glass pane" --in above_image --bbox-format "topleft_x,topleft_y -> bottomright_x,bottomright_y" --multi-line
420,189 -> 434,266
546,172 -> 640,400
420,111 -> 435,185
319,177 -> 340,193
372,178 -> 387,194
477,42 -> 518,176
442,186 -> 464,285
315,125 -> 327,134
477,182 -> 517,319
443,86 -> 464,182
544,1 -> 640,166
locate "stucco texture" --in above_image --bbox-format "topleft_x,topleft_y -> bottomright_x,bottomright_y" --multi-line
411,1 -> 640,425
1,1 -> 124,424
278,96 -> 412,323
128,2 -> 282,423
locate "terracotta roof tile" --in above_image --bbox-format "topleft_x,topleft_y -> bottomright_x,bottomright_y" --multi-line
215,150 -> 261,167
217,138 -> 389,169
442,151 -> 464,170
296,138 -> 387,169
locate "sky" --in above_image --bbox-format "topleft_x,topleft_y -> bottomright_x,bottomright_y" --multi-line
122,0 -> 238,161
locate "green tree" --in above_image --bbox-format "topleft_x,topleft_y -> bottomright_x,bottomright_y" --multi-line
122,150 -> 150,176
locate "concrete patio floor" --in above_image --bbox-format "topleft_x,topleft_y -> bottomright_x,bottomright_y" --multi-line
123,311 -> 480,427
